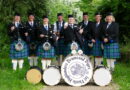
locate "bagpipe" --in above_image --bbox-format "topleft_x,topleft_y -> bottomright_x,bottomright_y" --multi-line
77,24 -> 94,48
42,25 -> 57,51
14,24 -> 24,51
24,23 -> 38,50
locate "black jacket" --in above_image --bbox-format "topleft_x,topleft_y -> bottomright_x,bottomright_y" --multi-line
102,22 -> 119,43
37,24 -> 56,45
91,22 -> 104,41
78,21 -> 93,40
24,21 -> 39,43
63,24 -> 83,45
55,21 -> 65,38
8,22 -> 26,41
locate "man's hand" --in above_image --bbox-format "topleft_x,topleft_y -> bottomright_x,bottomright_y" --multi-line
92,39 -> 96,43
64,23 -> 68,29
25,32 -> 28,36
56,36 -> 59,41
40,34 -> 44,38
79,29 -> 83,34
104,38 -> 108,43
11,26 -> 15,31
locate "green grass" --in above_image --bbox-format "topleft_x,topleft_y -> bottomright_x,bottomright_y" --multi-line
0,56 -> 130,90
113,62 -> 130,90
0,58 -> 44,90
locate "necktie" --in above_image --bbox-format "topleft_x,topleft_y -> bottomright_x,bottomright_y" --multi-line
45,26 -> 48,31
96,23 -> 99,28
107,23 -> 110,29
71,24 -> 73,29
16,22 -> 19,27
59,22 -> 62,30
95,23 -> 99,32
84,21 -> 88,26
31,22 -> 33,27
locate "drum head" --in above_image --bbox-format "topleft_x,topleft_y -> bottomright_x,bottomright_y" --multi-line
43,67 -> 61,86
26,69 -> 42,84
61,55 -> 93,86
93,68 -> 112,86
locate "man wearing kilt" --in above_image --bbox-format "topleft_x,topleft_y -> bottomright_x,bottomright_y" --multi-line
37,15 -> 57,70
8,13 -> 28,70
53,13 -> 66,67
91,12 -> 104,67
24,13 -> 39,67
102,12 -> 120,71
63,15 -> 83,56
78,12 -> 93,55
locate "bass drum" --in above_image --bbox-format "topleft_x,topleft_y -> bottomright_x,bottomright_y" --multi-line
26,66 -> 43,84
61,54 -> 93,86
93,66 -> 112,86
43,65 -> 61,86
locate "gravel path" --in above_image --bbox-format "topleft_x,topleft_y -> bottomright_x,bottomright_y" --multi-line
42,82 -> 119,90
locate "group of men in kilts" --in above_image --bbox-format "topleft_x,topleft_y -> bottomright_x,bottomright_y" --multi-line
8,12 -> 120,71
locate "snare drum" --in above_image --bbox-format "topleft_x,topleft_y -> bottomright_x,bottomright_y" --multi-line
43,65 -> 61,86
61,54 -> 93,86
93,66 -> 112,86
26,66 -> 43,84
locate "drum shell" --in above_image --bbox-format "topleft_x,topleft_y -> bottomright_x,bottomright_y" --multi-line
93,66 -> 112,86
26,66 -> 43,84
43,65 -> 61,86
61,54 -> 93,86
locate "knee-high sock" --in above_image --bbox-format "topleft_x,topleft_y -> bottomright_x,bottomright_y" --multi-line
33,57 -> 38,66
12,60 -> 17,70
28,57 -> 33,66
110,59 -> 116,70
95,57 -> 103,67
41,59 -> 46,70
18,59 -> 24,69
89,56 -> 94,68
107,59 -> 116,71
107,59 -> 111,70
58,55 -> 63,66
46,60 -> 51,68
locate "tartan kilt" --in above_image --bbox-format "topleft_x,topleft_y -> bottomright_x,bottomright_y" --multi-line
82,40 -> 93,55
10,40 -> 28,59
28,42 -> 37,56
104,43 -> 120,59
92,40 -> 103,56
55,38 -> 66,56
37,44 -> 55,58
64,42 -> 80,56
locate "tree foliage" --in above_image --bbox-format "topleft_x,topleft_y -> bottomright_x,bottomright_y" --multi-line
97,0 -> 130,43
45,0 -> 76,23
0,0 -> 130,55
77,0 -> 130,43
0,0 -> 77,55
76,0 -> 104,20
0,0 -> 47,54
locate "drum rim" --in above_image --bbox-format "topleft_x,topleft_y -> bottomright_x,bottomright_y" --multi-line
43,66 -> 61,86
30,66 -> 43,74
61,54 -> 93,86
93,67 -> 112,86
26,68 -> 42,84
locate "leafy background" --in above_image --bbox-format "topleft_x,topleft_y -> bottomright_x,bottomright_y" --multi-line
0,0 -> 130,59
0,0 -> 130,90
